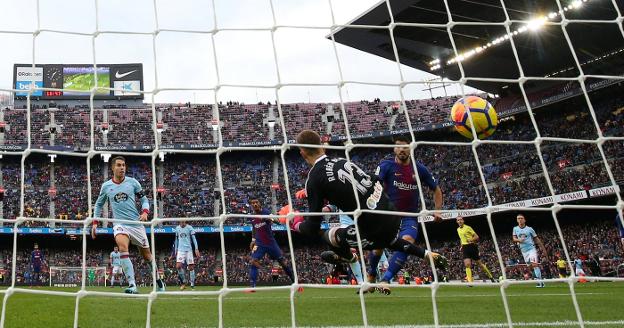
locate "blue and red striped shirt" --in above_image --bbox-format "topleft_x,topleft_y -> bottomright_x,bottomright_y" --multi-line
31,250 -> 43,265
251,209 -> 277,247
376,157 -> 437,213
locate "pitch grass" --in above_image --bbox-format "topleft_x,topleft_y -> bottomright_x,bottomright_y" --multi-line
2,282 -> 623,327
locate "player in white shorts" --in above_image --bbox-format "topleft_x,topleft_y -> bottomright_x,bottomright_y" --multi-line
92,156 -> 165,294
174,220 -> 200,290
512,214 -> 548,288
109,246 -> 124,287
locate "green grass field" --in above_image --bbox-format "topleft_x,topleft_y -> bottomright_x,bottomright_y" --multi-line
1,282 -> 623,327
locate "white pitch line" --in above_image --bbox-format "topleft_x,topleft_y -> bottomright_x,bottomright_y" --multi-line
300,322 -> 624,328
155,291 -> 611,301
158,321 -> 624,328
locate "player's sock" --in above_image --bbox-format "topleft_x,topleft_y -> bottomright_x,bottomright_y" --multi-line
482,264 -> 494,280
349,261 -> 364,284
381,251 -> 407,283
389,239 -> 426,258
533,267 -> 542,280
466,267 -> 473,282
281,264 -> 295,283
120,252 -> 136,287
110,275 -> 115,287
148,262 -> 164,289
178,268 -> 186,285
250,265 -> 258,287
189,270 -> 195,287
367,252 -> 381,278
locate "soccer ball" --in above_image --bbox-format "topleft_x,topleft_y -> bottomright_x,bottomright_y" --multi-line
450,96 -> 498,139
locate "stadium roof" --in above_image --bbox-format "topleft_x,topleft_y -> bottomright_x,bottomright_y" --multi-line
331,0 -> 624,94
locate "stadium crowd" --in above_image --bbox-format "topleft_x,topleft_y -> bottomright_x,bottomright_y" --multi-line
0,84 -> 620,230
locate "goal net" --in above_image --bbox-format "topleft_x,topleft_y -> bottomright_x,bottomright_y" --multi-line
0,0 -> 623,327
49,267 -> 108,288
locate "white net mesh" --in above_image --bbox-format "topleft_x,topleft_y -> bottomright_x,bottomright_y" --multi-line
0,0 -> 622,327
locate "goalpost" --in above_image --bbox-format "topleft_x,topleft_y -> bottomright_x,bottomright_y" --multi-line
49,267 -> 108,288
0,0 -> 622,327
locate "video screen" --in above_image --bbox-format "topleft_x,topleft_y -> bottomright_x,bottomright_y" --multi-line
62,66 -> 110,95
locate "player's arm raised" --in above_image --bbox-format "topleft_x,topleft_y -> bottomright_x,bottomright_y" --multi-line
92,184 -> 108,239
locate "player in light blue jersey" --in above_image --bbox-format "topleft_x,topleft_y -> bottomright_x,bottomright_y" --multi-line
109,246 -> 124,287
512,214 -> 548,288
174,221 -> 200,290
92,156 -> 165,294
573,258 -> 586,277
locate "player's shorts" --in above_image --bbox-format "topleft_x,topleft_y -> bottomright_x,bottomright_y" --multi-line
339,214 -> 354,227
113,224 -> 149,249
32,264 -> 41,273
338,211 -> 402,250
521,249 -> 539,264
176,250 -> 195,265
558,267 -> 567,276
398,217 -> 419,240
575,268 -> 586,276
340,213 -> 408,243
461,243 -> 480,260
112,265 -> 123,274
252,243 -> 283,261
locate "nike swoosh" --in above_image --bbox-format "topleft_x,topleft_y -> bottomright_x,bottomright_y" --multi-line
115,70 -> 137,79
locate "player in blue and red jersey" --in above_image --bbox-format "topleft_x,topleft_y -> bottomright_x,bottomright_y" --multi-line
248,198 -> 295,290
31,243 -> 45,285
367,135 -> 443,294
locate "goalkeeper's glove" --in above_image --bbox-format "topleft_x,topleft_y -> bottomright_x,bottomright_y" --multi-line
295,189 -> 307,199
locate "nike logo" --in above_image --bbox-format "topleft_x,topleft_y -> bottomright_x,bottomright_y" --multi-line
115,70 -> 137,79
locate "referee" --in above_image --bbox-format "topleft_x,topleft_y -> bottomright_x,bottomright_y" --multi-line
456,216 -> 495,283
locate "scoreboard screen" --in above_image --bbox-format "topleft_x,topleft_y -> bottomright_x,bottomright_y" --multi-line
13,63 -> 144,100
